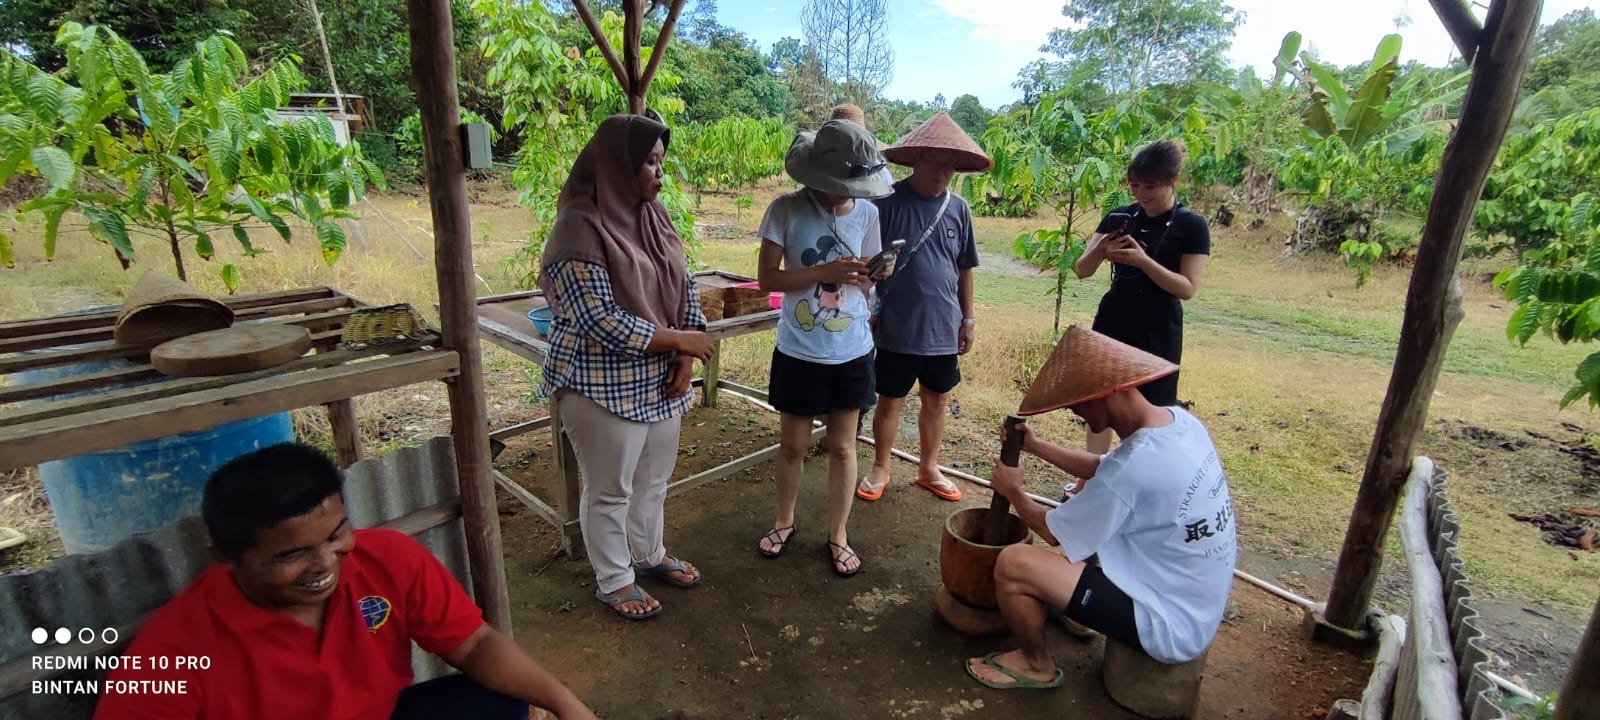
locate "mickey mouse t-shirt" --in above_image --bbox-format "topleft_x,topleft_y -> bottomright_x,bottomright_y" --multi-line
758,190 -> 881,365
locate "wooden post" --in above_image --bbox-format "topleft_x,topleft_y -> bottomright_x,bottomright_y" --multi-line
623,0 -> 644,115
548,399 -> 584,558
637,1 -> 685,100
571,0 -> 688,116
1318,0 -> 1542,635
324,399 -> 363,468
1555,593 -> 1600,720
701,340 -> 721,408
406,0 -> 512,633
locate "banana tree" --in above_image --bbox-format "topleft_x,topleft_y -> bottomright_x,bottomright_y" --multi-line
0,23 -> 382,289
1299,34 -> 1467,153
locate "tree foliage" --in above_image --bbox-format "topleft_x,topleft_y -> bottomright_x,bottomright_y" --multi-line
472,1 -> 697,288
1040,0 -> 1242,95
947,94 -> 992,137
0,22 -> 381,287
674,116 -> 789,205
1524,9 -> 1600,111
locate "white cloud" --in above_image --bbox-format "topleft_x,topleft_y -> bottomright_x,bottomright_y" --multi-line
932,0 -> 1063,44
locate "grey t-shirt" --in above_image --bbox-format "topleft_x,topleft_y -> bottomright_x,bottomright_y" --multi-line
873,181 -> 980,355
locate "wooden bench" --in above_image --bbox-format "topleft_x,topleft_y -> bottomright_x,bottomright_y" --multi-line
1102,638 -> 1209,720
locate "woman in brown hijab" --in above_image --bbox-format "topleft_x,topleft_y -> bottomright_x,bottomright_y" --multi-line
538,114 -> 715,621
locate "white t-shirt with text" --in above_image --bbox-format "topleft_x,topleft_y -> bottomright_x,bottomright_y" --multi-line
757,190 -> 881,365
1045,408 -> 1237,663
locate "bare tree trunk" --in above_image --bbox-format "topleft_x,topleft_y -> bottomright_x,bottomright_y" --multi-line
1320,0 -> 1542,634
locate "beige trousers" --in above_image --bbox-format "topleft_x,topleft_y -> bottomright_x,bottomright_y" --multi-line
555,391 -> 683,594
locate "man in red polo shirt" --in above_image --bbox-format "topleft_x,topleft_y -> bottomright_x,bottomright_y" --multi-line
93,443 -> 597,720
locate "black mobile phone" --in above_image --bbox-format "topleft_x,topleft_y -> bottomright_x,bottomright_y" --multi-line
1121,215 -> 1139,236
867,239 -> 907,275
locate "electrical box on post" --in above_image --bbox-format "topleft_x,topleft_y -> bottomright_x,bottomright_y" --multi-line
462,123 -> 492,170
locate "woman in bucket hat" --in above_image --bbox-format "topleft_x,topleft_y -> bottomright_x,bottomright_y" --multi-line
754,120 -> 895,577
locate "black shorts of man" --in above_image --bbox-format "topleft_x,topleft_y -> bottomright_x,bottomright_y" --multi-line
857,112 -> 991,504
94,443 -> 596,720
965,328 -> 1236,690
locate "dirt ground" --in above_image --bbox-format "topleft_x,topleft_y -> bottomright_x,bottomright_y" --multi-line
492,405 -> 1369,719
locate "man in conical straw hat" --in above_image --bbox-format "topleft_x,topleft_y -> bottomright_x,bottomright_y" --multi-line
857,111 -> 991,504
965,327 -> 1236,690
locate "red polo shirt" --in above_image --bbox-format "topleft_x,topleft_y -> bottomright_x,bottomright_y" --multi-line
93,529 -> 485,720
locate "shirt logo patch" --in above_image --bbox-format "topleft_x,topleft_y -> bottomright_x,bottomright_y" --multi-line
359,595 -> 392,633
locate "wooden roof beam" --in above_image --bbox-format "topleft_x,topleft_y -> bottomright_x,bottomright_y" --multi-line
1428,0 -> 1484,63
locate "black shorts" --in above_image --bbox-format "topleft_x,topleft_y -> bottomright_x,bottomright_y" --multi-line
1092,291 -> 1183,406
768,349 -> 876,417
1063,565 -> 1142,652
874,348 -> 961,398
390,674 -> 527,720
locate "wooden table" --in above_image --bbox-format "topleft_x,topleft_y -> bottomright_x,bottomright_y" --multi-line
0,287 -> 457,471
475,271 -> 814,552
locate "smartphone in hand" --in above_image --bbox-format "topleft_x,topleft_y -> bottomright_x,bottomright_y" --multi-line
867,239 -> 907,276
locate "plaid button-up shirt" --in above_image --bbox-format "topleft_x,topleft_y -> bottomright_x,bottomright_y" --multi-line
537,260 -> 708,423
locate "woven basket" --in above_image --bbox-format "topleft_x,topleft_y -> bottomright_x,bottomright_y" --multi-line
722,287 -> 770,318
113,271 -> 234,347
698,288 -> 725,322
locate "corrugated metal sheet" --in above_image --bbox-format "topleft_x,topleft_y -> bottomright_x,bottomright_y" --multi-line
0,437 -> 468,720
1391,463 -> 1507,720
1425,469 -> 1505,720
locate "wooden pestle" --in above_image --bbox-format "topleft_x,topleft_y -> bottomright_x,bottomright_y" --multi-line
982,415 -> 1027,545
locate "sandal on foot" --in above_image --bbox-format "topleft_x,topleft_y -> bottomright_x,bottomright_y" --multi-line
594,585 -> 660,621
827,540 -> 862,578
965,652 -> 1064,690
915,475 -> 963,502
636,556 -> 701,588
758,525 -> 796,558
856,473 -> 891,501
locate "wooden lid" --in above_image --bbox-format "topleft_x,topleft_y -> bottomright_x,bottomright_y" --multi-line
151,324 -> 312,377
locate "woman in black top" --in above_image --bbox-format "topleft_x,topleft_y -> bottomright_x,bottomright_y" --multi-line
1073,140 -> 1211,454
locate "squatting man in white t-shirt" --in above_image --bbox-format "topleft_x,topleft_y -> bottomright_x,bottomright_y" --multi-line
966,326 -> 1238,690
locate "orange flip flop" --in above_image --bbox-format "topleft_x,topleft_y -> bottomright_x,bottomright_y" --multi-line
916,476 -> 963,502
856,473 -> 891,501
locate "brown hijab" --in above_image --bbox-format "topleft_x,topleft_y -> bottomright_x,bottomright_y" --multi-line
541,115 -> 689,329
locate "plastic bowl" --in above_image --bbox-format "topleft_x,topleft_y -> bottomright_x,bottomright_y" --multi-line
527,306 -> 555,336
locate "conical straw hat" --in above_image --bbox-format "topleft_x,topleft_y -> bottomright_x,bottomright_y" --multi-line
1017,326 -> 1178,416
883,112 -> 992,173
114,270 -> 234,347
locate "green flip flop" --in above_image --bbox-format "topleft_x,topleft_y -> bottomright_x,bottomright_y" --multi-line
965,652 -> 1065,690
635,556 -> 701,588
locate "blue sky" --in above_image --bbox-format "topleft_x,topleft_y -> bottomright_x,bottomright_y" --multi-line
716,0 -> 1600,110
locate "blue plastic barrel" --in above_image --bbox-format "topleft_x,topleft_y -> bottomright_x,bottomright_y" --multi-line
15,358 -> 296,554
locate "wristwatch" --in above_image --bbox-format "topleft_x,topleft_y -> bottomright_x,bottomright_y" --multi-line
961,317 -> 976,326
